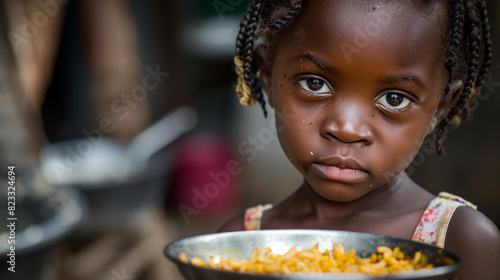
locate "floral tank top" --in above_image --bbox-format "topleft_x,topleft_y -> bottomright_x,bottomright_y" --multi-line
244,192 -> 477,248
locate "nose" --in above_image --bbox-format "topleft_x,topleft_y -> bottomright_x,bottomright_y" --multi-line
320,102 -> 374,145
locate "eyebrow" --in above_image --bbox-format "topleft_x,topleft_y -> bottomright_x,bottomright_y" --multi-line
384,75 -> 427,90
292,52 -> 331,71
293,52 -> 427,90
307,52 -> 328,70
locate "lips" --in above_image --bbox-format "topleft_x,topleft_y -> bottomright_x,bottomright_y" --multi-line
312,156 -> 369,183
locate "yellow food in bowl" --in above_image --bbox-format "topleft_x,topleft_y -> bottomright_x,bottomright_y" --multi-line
179,244 -> 447,276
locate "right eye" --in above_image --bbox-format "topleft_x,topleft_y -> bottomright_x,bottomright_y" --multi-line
376,92 -> 413,112
298,78 -> 332,94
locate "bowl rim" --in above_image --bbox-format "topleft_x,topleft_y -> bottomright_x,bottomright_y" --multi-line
40,138 -> 173,189
1,186 -> 88,257
164,229 -> 462,280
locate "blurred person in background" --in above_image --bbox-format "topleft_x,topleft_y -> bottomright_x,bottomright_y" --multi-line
0,1 -> 182,279
1,0 -> 151,153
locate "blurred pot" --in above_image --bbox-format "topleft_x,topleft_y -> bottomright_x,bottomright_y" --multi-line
0,169 -> 86,280
39,106 -> 197,233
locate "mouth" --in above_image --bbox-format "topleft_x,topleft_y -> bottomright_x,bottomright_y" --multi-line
312,156 -> 369,183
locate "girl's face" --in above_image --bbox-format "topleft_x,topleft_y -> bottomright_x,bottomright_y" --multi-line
261,0 -> 453,202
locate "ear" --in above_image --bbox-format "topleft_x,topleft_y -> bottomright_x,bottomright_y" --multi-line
255,44 -> 274,108
437,79 -> 464,121
427,79 -> 464,135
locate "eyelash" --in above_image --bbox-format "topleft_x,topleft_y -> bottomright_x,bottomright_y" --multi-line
295,76 -> 333,96
375,91 -> 415,113
293,76 -> 415,113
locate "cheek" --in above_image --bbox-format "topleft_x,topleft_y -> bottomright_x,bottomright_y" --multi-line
273,98 -> 316,162
377,120 -> 431,174
275,108 -> 305,157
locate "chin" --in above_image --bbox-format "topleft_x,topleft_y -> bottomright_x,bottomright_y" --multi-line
312,184 -> 368,203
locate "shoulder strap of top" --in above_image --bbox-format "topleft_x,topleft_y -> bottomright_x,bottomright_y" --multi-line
244,204 -> 273,230
412,192 -> 477,248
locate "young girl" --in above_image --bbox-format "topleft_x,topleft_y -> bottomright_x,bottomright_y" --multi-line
218,0 -> 500,279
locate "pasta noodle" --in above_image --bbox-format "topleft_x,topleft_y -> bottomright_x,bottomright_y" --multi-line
179,244 -> 442,276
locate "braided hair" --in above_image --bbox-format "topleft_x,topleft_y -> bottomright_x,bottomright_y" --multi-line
234,0 -> 493,155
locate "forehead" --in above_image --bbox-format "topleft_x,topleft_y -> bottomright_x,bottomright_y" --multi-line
275,0 -> 447,71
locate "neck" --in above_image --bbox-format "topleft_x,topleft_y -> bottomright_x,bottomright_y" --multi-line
295,172 -> 413,221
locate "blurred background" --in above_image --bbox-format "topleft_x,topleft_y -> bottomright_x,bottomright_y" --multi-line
0,1 -> 498,280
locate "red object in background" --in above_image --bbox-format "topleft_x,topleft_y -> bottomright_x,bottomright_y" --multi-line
168,132 -> 239,218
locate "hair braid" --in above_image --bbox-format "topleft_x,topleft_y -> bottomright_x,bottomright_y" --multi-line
435,0 -> 464,154
264,0 -> 305,69
234,0 -> 492,155
234,0 -> 263,111
476,0 -> 493,89
234,0 -> 305,118
442,0 -> 464,100
435,0 -> 482,155
244,0 -> 267,116
269,0 -> 304,31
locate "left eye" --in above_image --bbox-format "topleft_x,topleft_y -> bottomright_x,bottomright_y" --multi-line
376,92 -> 413,111
298,78 -> 331,94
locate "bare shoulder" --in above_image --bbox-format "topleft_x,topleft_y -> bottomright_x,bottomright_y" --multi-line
216,212 -> 245,233
445,206 -> 500,279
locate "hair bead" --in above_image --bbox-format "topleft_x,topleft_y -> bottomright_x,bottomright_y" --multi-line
234,56 -> 255,106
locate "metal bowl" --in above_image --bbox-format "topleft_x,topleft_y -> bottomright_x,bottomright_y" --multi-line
0,168 -> 87,280
39,137 -> 172,233
165,230 -> 461,280
39,106 -> 196,233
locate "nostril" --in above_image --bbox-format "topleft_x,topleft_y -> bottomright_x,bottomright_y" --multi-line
320,107 -> 375,145
323,126 -> 373,145
326,132 -> 339,141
